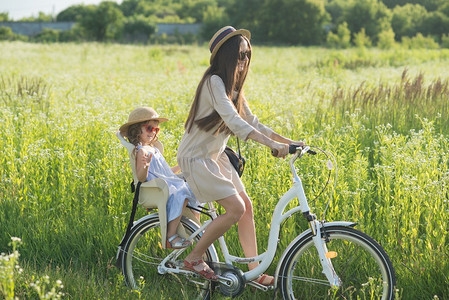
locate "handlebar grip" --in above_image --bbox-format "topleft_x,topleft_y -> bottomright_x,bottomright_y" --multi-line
289,144 -> 298,154
289,145 -> 318,155
272,144 -> 305,156
272,144 -> 317,156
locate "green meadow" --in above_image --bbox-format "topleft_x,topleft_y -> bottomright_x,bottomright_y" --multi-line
0,41 -> 448,299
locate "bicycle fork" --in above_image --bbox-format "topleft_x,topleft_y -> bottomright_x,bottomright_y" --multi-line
308,215 -> 342,288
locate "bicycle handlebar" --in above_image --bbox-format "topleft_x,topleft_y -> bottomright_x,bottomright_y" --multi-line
271,144 -> 317,157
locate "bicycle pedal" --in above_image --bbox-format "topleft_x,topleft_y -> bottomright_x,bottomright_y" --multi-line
165,260 -> 184,269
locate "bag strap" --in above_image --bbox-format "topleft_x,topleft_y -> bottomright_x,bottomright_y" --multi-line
119,181 -> 142,247
237,137 -> 242,156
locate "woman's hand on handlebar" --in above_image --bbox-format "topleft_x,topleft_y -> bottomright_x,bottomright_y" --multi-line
270,142 -> 289,158
271,140 -> 307,157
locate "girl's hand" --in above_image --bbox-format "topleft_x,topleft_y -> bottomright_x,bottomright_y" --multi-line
136,148 -> 153,182
142,151 -> 153,168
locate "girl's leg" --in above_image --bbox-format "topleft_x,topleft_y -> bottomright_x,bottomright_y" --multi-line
166,199 -> 188,244
166,216 -> 182,237
184,194 -> 245,272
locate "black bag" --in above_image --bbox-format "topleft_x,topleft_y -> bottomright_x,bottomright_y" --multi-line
224,138 -> 245,177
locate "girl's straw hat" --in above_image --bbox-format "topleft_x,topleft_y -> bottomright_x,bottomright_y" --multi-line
209,26 -> 251,64
119,107 -> 168,137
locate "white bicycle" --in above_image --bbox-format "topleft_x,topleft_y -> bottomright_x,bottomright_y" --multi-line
117,144 -> 396,299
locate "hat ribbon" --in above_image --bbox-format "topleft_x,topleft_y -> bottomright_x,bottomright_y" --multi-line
210,27 -> 236,53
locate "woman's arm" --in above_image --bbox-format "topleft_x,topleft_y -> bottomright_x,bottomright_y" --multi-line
268,131 -> 304,146
136,149 -> 153,182
246,129 -> 290,158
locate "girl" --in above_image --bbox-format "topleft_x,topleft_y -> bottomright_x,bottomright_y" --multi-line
177,26 -> 303,284
120,106 -> 199,249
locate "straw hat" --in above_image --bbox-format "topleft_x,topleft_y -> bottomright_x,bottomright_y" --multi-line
209,26 -> 251,64
119,107 -> 168,137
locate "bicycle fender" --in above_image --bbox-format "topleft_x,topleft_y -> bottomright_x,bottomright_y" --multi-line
132,212 -> 159,228
127,213 -> 220,263
274,221 -> 356,288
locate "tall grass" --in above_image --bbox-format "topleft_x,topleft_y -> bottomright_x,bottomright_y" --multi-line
0,41 -> 448,299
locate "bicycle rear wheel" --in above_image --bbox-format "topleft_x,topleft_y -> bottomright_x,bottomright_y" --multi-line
278,226 -> 396,300
120,214 -> 217,299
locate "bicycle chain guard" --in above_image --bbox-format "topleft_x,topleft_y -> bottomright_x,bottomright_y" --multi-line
208,261 -> 246,297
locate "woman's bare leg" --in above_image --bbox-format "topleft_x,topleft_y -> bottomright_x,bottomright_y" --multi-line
184,194 -> 245,272
238,191 -> 274,284
237,191 -> 259,270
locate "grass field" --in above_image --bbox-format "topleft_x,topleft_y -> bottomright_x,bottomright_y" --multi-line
0,41 -> 448,299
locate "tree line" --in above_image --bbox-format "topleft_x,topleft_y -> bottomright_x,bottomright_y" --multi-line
1,0 -> 448,48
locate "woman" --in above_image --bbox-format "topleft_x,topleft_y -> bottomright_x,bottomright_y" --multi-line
177,26 -> 303,284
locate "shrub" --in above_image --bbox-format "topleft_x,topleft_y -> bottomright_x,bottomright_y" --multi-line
122,15 -> 156,43
441,34 -> 449,49
201,5 -> 230,41
401,33 -> 439,49
58,26 -> 85,42
326,22 -> 351,48
32,28 -> 60,43
377,28 -> 396,49
149,31 -> 198,45
0,26 -> 14,40
0,26 -> 27,41
354,28 -> 372,48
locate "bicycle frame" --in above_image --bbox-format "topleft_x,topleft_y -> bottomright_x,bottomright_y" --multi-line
158,146 -> 353,287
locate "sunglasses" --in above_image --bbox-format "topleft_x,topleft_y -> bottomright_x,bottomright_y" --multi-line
238,50 -> 251,61
143,124 -> 160,134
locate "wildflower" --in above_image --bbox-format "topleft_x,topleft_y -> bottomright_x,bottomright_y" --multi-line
11,237 -> 22,243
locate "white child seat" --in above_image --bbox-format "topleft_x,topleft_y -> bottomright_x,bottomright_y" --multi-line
116,131 -> 198,249
116,131 -> 170,248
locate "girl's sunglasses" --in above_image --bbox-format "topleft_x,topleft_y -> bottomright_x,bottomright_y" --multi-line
238,50 -> 251,61
143,125 -> 160,134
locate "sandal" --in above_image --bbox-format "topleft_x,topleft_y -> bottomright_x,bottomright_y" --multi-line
253,274 -> 275,286
166,234 -> 192,249
183,259 -> 218,280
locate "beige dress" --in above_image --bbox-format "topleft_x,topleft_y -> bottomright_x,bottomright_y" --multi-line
177,75 -> 274,203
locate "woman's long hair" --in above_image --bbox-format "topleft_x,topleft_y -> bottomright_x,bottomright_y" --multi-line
185,34 -> 251,135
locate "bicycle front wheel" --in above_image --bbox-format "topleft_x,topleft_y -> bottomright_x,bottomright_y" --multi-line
278,226 -> 396,300
121,214 -> 217,299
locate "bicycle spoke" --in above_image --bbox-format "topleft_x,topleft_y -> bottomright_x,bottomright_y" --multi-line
287,275 -> 331,286
122,249 -> 163,266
